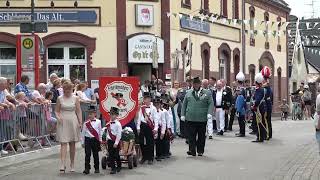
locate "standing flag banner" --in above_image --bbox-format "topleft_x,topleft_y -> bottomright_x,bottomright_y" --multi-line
99,77 -> 139,126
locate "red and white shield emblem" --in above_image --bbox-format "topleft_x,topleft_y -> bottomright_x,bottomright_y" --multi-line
141,8 -> 150,23
99,77 -> 139,126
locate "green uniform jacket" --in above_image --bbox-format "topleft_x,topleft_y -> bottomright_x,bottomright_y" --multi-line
181,88 -> 214,122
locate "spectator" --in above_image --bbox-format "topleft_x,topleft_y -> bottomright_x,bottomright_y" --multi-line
202,79 -> 209,90
15,92 -> 29,141
83,81 -> 95,101
58,78 -> 69,96
14,75 -> 33,102
315,87 -> 320,154
141,80 -> 151,93
75,83 -> 95,103
0,77 -> 15,156
45,91 -> 57,141
73,79 -> 81,93
94,86 -> 99,104
50,79 -> 61,104
5,79 -> 17,104
209,77 -> 217,90
47,73 -> 59,91
32,83 -> 48,104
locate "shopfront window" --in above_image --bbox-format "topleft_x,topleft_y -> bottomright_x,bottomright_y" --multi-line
0,44 -> 16,82
219,59 -> 225,80
47,44 -> 87,82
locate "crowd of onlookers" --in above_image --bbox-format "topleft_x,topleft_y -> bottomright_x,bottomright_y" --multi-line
0,73 -> 98,157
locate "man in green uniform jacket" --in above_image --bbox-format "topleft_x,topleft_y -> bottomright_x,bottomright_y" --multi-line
181,77 -> 214,156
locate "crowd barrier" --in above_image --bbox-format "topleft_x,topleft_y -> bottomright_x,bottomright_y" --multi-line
0,104 -> 57,156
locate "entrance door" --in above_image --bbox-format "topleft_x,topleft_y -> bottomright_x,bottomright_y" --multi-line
47,44 -> 87,82
129,64 -> 151,83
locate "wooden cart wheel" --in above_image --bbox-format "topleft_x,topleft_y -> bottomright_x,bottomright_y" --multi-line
128,155 -> 133,169
133,155 -> 138,167
101,156 -> 107,170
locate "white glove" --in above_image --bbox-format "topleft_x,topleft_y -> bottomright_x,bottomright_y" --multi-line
181,116 -> 185,121
207,114 -> 212,119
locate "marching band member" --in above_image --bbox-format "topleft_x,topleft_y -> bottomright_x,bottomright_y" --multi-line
81,106 -> 102,175
261,66 -> 273,140
163,98 -> 174,158
102,107 -> 122,174
252,73 -> 267,143
220,79 -> 233,132
235,72 -> 247,137
137,92 -> 158,165
154,98 -> 166,161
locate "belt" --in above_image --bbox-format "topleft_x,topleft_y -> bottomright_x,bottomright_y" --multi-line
216,106 -> 222,108
316,129 -> 320,132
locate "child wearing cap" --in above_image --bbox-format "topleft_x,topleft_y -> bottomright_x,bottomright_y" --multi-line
102,107 -> 122,174
235,88 -> 246,137
81,106 -> 102,175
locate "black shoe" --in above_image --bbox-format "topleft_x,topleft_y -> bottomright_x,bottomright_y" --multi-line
110,169 -> 117,174
139,159 -> 146,164
117,167 -> 121,172
249,131 -> 256,135
198,153 -> 203,156
236,134 -> 245,137
265,137 -> 270,141
209,136 -> 213,139
185,140 -> 189,144
155,157 -> 162,161
187,151 -> 196,156
217,131 -> 224,136
83,169 -> 90,175
147,160 -> 153,165
252,140 -> 264,143
94,169 -> 100,174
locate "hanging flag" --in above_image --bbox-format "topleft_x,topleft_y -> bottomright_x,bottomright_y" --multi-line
166,12 -> 171,18
271,22 -> 275,27
250,30 -> 254,35
243,20 -> 248,25
266,21 -> 270,26
272,31 -> 277,37
306,22 -> 310,29
189,15 -> 193,20
200,16 -> 205,22
277,31 -> 281,37
315,22 -> 319,28
233,19 -> 237,26
210,16 -> 217,23
254,30 -> 258,35
277,22 -> 281,26
312,49 -> 314,53
222,18 -> 227,24
173,13 -> 177,17
260,21 -> 264,25
259,30 -> 264,35
178,14 -> 183,19
254,20 -> 257,27
285,22 -> 290,27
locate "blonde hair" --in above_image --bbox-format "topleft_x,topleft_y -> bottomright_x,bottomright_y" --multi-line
53,79 -> 61,87
76,83 -> 86,91
62,81 -> 74,91
15,92 -> 26,100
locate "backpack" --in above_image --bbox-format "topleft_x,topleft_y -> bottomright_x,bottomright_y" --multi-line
303,91 -> 312,101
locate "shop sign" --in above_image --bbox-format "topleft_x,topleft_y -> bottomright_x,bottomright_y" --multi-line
128,34 -> 164,64
180,15 -> 210,34
99,77 -> 139,126
135,4 -> 154,27
0,8 -> 100,26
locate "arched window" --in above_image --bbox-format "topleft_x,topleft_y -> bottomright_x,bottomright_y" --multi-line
0,43 -> 16,82
277,67 -> 282,101
264,12 -> 270,49
233,0 -> 239,19
277,16 -> 282,51
204,0 -> 209,12
249,6 -> 255,46
221,0 -> 228,17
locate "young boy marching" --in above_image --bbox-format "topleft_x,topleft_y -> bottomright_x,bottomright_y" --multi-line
137,92 -> 158,165
102,107 -> 122,174
154,98 -> 166,161
81,105 -> 102,175
162,98 -> 174,158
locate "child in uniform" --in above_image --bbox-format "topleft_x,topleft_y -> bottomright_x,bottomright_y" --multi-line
81,105 -> 102,175
162,98 -> 174,158
154,98 -> 166,161
102,107 -> 122,174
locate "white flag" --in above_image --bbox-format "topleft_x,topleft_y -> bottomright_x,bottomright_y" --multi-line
166,12 -> 171,18
178,14 -> 183,19
306,22 -> 310,29
210,16 -> 216,23
233,19 -> 237,26
254,20 -> 257,27
222,18 -> 227,24
200,16 -> 205,22
189,15 -> 193,21
243,20 -> 248,25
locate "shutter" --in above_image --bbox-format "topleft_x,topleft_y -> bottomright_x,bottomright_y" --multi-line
223,0 -> 228,17
185,0 -> 191,5
234,0 -> 239,19
204,0 -> 209,11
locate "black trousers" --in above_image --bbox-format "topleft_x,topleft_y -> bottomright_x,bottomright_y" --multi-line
251,111 -> 257,133
155,130 -> 165,158
107,140 -> 121,170
186,121 -> 207,154
180,120 -> 186,138
164,132 -> 170,156
224,111 -> 229,131
84,137 -> 100,170
256,112 -> 267,141
228,107 -> 236,130
237,115 -> 246,135
266,110 -> 272,138
212,119 -> 217,130
139,122 -> 154,161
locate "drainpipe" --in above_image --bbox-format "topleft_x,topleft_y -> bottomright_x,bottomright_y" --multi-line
241,0 -> 246,74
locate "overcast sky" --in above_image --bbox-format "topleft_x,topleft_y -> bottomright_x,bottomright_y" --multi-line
286,0 -> 320,18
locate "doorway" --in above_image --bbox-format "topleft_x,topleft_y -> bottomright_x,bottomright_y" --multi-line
129,64 -> 152,83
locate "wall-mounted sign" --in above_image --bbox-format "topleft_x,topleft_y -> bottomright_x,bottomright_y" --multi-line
180,15 -> 210,34
0,8 -> 100,26
128,34 -> 164,64
135,4 -> 154,27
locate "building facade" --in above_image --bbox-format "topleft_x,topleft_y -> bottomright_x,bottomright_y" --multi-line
0,0 -> 290,112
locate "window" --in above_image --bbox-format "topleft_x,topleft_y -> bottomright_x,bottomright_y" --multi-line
277,16 -> 281,52
264,12 -> 269,49
47,44 -> 87,82
221,0 -> 228,17
233,0 -> 239,19
293,82 -> 297,92
203,0 -> 209,12
181,0 -> 191,9
219,59 -> 225,80
0,44 -> 16,82
249,6 -> 255,46
297,47 -> 301,64
249,64 -> 255,86
277,68 -> 282,101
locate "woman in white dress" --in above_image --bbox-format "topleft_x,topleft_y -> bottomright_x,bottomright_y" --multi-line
55,81 -> 82,173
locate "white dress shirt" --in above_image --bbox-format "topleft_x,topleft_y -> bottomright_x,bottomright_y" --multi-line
137,104 -> 158,132
216,89 -> 223,106
104,120 -> 122,145
81,118 -> 102,144
155,108 -> 166,135
164,108 -> 174,133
